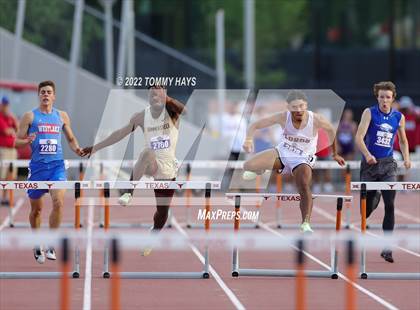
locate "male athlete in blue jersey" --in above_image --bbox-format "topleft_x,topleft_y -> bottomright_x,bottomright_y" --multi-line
355,81 -> 411,263
15,80 -> 83,263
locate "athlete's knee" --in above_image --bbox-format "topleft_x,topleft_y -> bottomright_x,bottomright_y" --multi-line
51,197 -> 64,209
139,149 -> 156,162
296,176 -> 311,191
30,206 -> 42,218
243,160 -> 259,172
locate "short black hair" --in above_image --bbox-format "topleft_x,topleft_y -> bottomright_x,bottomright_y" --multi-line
38,80 -> 55,94
286,90 -> 308,104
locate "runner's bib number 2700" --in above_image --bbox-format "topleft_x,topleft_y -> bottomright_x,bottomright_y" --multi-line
150,135 -> 171,150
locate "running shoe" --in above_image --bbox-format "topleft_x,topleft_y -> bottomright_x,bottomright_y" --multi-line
300,222 -> 314,234
33,246 -> 45,264
242,171 -> 257,181
141,247 -> 153,257
380,250 -> 394,263
45,247 -> 57,260
118,193 -> 132,206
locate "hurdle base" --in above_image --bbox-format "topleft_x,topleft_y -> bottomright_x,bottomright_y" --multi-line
366,223 -> 420,230
9,222 -> 82,228
360,272 -> 420,280
107,271 -> 209,279
235,268 -> 335,278
0,272 -> 77,279
99,222 -> 171,229
275,223 -> 339,230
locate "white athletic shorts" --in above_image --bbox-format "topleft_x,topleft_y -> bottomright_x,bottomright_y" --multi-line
274,146 -> 316,176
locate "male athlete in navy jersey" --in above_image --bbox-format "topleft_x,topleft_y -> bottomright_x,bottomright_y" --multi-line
15,80 -> 83,263
355,81 -> 411,263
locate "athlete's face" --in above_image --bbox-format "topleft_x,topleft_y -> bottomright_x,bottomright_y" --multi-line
288,99 -> 308,121
149,86 -> 166,110
377,90 -> 394,113
39,86 -> 55,107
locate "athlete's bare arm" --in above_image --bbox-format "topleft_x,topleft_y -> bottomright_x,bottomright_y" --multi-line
355,108 -> 376,164
166,96 -> 186,115
314,113 -> 345,166
14,111 -> 36,148
60,111 -> 83,156
81,112 -> 144,157
243,112 -> 286,153
397,115 -> 411,169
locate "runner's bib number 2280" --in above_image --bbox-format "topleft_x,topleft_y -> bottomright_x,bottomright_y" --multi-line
39,139 -> 58,154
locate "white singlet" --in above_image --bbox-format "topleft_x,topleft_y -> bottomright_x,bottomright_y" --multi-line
144,106 -> 179,179
275,111 -> 318,175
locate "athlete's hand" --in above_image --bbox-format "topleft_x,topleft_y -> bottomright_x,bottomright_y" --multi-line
80,146 -> 94,157
366,154 -> 377,165
26,133 -> 36,144
404,159 -> 411,169
242,139 -> 254,153
333,154 -> 346,166
75,147 -> 84,157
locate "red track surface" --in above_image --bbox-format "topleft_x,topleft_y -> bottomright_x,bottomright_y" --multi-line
1,190 -> 419,309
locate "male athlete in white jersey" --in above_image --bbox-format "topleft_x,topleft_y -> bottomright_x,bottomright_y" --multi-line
81,85 -> 185,255
242,90 -> 346,233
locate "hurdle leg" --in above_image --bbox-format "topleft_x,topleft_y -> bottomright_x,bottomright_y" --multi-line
110,239 -> 120,310
60,238 -> 70,310
232,247 -> 239,277
232,195 -> 240,277
8,200 -> 14,227
330,242 -> 338,279
72,246 -> 80,278
276,173 -> 283,228
203,245 -> 210,279
360,183 -> 367,279
167,208 -> 173,228
103,244 -> 110,278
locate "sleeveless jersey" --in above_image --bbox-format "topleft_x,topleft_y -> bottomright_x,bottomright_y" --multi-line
364,105 -> 401,159
28,108 -> 64,163
278,111 -> 318,158
144,106 -> 178,178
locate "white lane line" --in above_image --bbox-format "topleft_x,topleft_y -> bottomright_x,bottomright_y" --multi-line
0,198 -> 24,230
395,209 -> 420,223
82,198 -> 95,310
171,217 -> 246,310
314,206 -> 420,258
234,202 -> 399,310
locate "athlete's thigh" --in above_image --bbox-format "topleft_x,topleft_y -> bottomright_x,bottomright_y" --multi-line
50,189 -> 66,204
248,148 -> 283,170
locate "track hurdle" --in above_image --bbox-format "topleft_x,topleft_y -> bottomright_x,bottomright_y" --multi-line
228,193 -> 350,279
353,182 -> 420,280
100,181 -> 219,279
352,181 -> 420,230
2,180 -> 88,229
0,236 -> 79,280
0,181 -> 86,279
